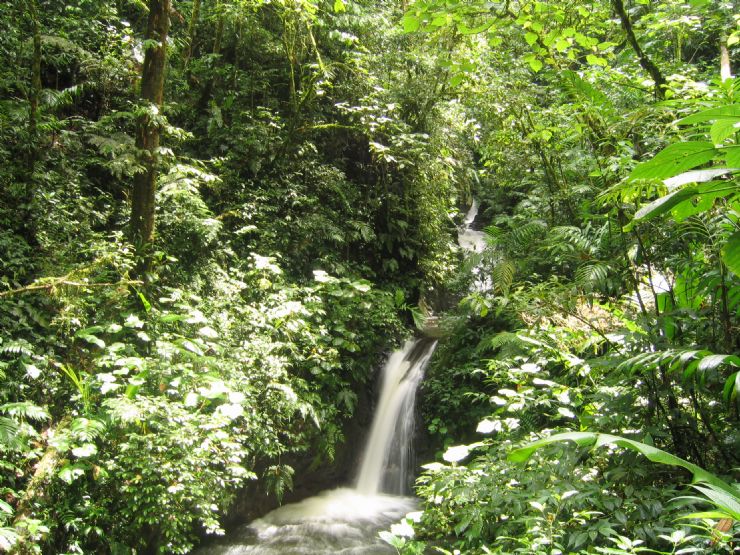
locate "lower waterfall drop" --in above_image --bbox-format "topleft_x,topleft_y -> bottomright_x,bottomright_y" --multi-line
203,338 -> 437,554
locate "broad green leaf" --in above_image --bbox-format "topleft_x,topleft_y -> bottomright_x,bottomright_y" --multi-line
723,145 -> 740,167
586,54 -> 607,67
692,484 -> 740,520
722,231 -> 740,276
443,442 -> 483,463
402,14 -> 420,33
633,187 -> 698,222
678,104 -> 740,126
630,142 -> 716,180
710,119 -> 739,145
663,168 -> 736,189
524,32 -> 538,46
72,443 -> 98,458
333,0 -> 345,12
723,371 -> 739,403
58,463 -> 87,484
526,56 -> 543,73
78,334 -> 105,349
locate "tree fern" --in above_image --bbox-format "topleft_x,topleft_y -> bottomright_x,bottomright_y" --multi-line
551,225 -> 596,255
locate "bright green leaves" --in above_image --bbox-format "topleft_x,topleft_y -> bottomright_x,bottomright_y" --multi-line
632,186 -> 699,222
402,14 -> 420,33
585,54 -> 607,67
629,142 -> 717,180
524,54 -> 543,73
628,98 -> 740,273
722,231 -> 740,276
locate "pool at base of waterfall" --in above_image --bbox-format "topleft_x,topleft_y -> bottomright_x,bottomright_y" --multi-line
201,488 -> 417,554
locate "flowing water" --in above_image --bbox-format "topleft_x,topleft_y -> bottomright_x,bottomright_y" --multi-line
202,201 -> 485,553
457,200 -> 490,290
457,200 -> 487,253
202,339 -> 437,554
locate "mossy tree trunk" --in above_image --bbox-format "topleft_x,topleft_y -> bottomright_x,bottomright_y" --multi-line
130,0 -> 171,275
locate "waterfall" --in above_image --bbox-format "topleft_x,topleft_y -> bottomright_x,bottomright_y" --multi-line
355,338 -> 437,495
457,200 -> 487,253
202,338 -> 437,554
201,203 -> 485,554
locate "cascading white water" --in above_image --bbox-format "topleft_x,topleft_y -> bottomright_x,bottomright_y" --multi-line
202,338 -> 437,554
457,200 -> 487,253
356,339 -> 437,495
458,200 -> 491,290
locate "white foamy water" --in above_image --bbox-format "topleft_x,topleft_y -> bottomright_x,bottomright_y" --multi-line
457,200 -> 487,253
201,339 -> 437,554
356,339 -> 436,495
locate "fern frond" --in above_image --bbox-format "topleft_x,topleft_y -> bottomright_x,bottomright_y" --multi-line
0,402 -> 49,422
42,84 -> 86,111
492,260 -> 516,295
70,417 -> 106,442
575,262 -> 610,291
551,226 -> 596,255
617,349 -> 740,392
0,340 -> 34,357
509,220 -> 547,250
0,417 -> 19,447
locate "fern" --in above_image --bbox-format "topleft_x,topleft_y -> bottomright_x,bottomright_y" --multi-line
0,416 -> 19,448
0,402 -> 49,422
69,417 -> 106,442
551,226 -> 596,255
492,260 -> 515,295
509,220 -> 548,251
575,262 -> 610,291
0,340 -> 33,357
617,348 -> 740,397
264,464 -> 294,504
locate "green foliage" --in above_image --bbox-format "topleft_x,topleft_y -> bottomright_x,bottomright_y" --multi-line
511,432 -> 740,520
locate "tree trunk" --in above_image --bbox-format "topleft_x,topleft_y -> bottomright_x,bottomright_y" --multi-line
27,0 -> 41,177
612,0 -> 666,100
720,35 -> 732,82
198,0 -> 225,110
182,0 -> 201,68
130,0 -> 171,274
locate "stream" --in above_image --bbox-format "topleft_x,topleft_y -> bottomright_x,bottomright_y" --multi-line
200,203 -> 482,554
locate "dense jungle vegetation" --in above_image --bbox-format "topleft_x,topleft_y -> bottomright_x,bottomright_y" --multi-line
0,0 -> 738,553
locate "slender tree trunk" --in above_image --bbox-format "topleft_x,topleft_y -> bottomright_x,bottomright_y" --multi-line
612,0 -> 666,100
183,0 -> 201,68
720,35 -> 732,82
130,0 -> 171,273
198,0 -> 224,110
27,0 -> 41,176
